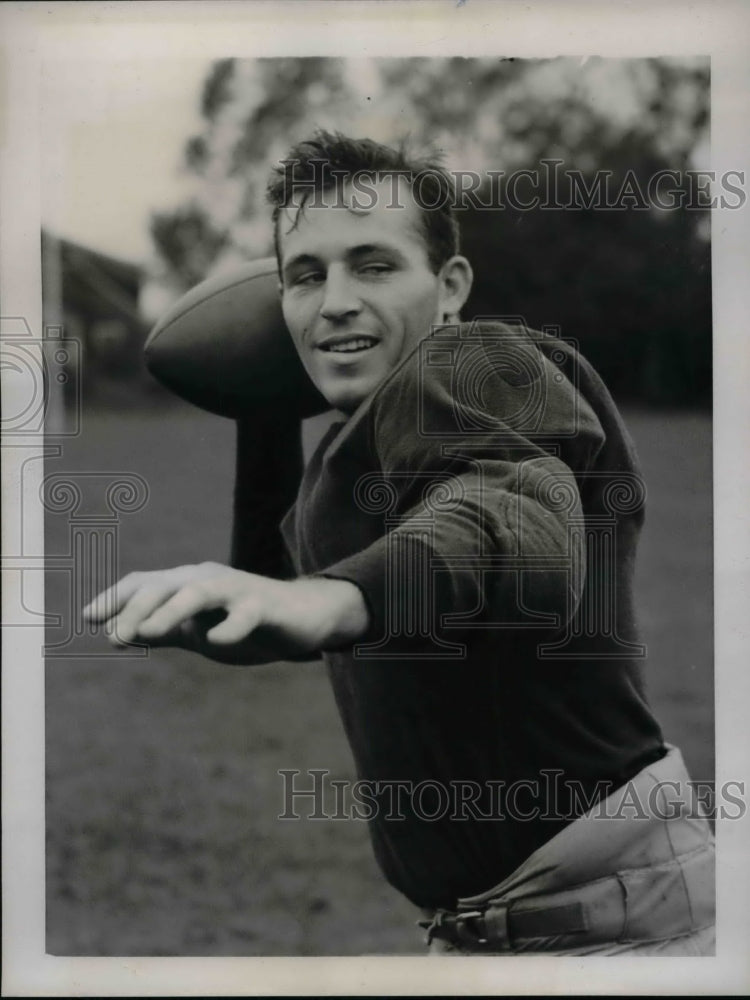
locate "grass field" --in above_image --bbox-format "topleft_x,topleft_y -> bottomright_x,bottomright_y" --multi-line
45,400 -> 713,956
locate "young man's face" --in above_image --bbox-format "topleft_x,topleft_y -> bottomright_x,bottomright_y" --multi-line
278,178 -> 468,413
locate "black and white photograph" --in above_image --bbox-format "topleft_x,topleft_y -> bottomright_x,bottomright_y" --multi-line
2,1 -> 749,995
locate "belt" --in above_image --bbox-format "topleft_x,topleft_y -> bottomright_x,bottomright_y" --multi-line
417,849 -> 714,953
418,891 -> 596,952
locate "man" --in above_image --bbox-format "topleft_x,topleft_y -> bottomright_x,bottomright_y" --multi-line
84,131 -> 714,955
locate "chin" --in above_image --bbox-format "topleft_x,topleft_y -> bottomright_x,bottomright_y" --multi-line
320,379 -> 376,414
324,391 -> 367,414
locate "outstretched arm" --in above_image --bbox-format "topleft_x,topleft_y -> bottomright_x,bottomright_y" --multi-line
82,562 -> 370,666
315,329 -> 608,644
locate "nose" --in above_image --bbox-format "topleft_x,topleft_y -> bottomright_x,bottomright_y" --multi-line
319,265 -> 362,323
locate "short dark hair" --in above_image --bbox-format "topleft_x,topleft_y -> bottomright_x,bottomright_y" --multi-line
266,130 -> 460,274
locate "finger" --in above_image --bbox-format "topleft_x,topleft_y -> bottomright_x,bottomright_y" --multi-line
83,565 -> 205,622
108,581 -> 186,644
135,583 -> 230,639
205,600 -> 263,644
82,572 -> 148,622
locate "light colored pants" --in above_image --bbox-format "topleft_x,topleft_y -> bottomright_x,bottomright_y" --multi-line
424,746 -> 715,956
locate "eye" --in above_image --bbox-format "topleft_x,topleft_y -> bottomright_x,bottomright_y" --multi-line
359,262 -> 393,277
294,270 -> 324,286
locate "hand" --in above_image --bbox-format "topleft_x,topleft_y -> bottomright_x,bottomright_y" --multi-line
81,562 -> 370,665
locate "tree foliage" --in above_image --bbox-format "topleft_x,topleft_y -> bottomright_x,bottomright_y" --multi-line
149,56 -> 710,405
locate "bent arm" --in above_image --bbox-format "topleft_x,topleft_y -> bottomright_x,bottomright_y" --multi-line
315,330 -> 605,643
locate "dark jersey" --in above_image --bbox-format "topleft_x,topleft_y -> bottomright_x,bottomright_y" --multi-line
281,321 -> 665,909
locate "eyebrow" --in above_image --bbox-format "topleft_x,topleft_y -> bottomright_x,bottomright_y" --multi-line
282,243 -> 408,282
282,253 -> 320,282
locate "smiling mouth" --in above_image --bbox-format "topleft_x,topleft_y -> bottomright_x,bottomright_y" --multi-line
317,336 -> 379,354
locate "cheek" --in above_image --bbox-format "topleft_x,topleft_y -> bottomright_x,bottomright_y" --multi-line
383,284 -> 438,327
402,288 -> 442,334
282,301 -> 308,349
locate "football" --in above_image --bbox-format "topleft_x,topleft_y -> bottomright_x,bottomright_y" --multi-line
143,257 -> 327,419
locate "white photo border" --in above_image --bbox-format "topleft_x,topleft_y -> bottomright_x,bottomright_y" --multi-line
2,0 -> 749,995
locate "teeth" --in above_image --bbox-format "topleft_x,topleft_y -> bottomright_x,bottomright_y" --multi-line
323,338 -> 377,353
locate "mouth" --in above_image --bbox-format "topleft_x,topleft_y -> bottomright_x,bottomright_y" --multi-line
316,334 -> 380,354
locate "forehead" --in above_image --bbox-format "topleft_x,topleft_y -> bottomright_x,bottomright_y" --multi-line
278,176 -> 429,263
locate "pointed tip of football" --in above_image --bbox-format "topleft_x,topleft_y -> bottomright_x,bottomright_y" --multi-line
144,257 -> 327,419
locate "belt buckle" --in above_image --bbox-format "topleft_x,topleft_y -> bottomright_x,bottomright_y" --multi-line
418,909 -> 453,947
455,909 -> 489,947
418,903 -> 511,951
417,908 -> 457,948
481,901 -> 511,950
417,909 -> 487,947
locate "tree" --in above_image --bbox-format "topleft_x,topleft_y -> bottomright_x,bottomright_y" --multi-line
148,56 -> 710,405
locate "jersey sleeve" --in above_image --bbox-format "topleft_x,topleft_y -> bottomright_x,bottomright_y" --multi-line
317,326 -> 607,650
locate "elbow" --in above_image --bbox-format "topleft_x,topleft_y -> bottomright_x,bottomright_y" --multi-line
493,498 -> 586,629
487,563 -> 583,631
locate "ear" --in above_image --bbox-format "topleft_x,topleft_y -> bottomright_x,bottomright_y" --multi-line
436,255 -> 473,323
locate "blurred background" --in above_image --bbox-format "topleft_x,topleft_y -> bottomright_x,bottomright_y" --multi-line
42,56 -> 713,955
